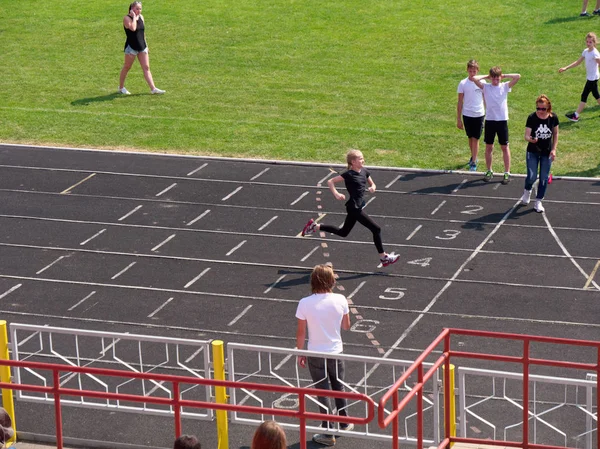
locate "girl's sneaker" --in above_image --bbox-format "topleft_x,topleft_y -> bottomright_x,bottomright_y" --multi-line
379,252 -> 399,267
534,200 -> 545,213
521,189 -> 531,205
301,218 -> 316,236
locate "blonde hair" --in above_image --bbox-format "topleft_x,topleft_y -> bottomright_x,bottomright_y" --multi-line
251,421 -> 287,449
346,149 -> 363,169
586,32 -> 597,44
310,264 -> 336,293
536,94 -> 552,115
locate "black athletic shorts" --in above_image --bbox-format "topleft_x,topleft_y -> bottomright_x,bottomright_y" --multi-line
463,115 -> 484,139
581,79 -> 600,102
484,120 -> 509,146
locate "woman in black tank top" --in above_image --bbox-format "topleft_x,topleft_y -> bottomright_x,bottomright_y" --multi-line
118,2 -> 165,95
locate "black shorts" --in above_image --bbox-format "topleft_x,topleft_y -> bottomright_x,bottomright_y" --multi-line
581,79 -> 600,102
463,115 -> 484,139
484,120 -> 509,146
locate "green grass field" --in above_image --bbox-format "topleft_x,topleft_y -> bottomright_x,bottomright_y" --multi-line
1,0 -> 599,176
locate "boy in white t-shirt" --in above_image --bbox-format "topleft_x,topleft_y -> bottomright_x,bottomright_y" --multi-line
457,60 -> 486,172
559,32 -> 600,122
473,66 -> 521,185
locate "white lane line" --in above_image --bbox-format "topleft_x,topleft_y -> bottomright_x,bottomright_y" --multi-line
406,225 -> 422,241
431,200 -> 446,215
156,183 -> 177,197
185,347 -> 204,363
493,183 -> 501,191
187,163 -> 208,176
68,291 -> 96,311
264,275 -> 287,294
542,213 -> 600,291
60,173 -> 96,194
385,175 -> 403,189
250,168 -> 270,181
364,197 -> 376,208
184,268 -> 211,289
100,337 -> 122,356
275,354 -> 293,371
152,234 -> 176,252
186,209 -> 210,226
383,200 -> 521,355
587,192 -> 600,195
226,240 -> 247,256
318,172 -> 334,185
452,179 -> 468,193
290,191 -> 309,206
80,229 -> 106,246
36,255 -> 67,275
147,297 -> 174,318
0,284 -> 21,300
347,281 -> 367,299
111,262 -> 137,280
584,261 -> 600,290
222,186 -> 243,201
258,216 -> 278,231
118,205 -> 143,222
301,246 -> 320,262
228,305 -> 253,326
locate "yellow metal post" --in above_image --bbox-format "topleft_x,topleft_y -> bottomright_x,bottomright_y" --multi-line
0,321 -> 16,447
212,340 -> 229,449
442,364 -> 456,446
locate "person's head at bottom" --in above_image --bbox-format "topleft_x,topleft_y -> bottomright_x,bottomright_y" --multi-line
174,434 -> 201,449
251,420 -> 287,449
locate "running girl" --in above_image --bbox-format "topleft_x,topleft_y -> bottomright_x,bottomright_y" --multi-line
302,150 -> 399,268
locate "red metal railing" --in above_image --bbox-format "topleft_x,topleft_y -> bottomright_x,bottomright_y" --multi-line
0,358 -> 374,449
378,328 -> 600,449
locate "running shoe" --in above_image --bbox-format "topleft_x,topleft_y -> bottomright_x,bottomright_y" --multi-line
379,252 -> 399,267
580,11 -> 591,16
340,423 -> 354,432
534,199 -> 545,213
301,218 -> 316,236
151,88 -> 166,95
118,87 -> 131,95
468,160 -> 478,172
483,171 -> 493,182
312,434 -> 336,446
520,189 -> 531,205
594,8 -> 600,14
502,172 -> 511,185
565,112 -> 579,122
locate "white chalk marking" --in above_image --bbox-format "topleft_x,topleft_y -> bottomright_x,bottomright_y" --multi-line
318,172 -> 334,185
156,183 -> 177,197
184,268 -> 211,289
80,229 -> 106,246
111,262 -> 137,280
118,205 -> 143,222
406,225 -> 423,241
290,191 -> 309,206
228,305 -> 253,326
187,163 -> 208,176
258,216 -> 278,231
60,173 -> 96,194
452,179 -> 468,193
152,234 -> 176,252
301,246 -> 320,262
68,291 -> 96,311
0,284 -> 21,300
364,197 -> 376,208
250,168 -> 270,181
226,239 -> 247,256
147,297 -> 174,318
185,347 -> 204,363
36,255 -> 67,275
264,274 -> 287,294
186,209 -> 210,226
222,186 -> 243,201
275,354 -> 294,371
385,175 -> 403,189
431,200 -> 446,215
584,261 -> 600,290
347,281 -> 367,299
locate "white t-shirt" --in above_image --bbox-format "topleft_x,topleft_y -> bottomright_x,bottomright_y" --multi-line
457,78 -> 486,117
483,83 -> 511,121
295,292 -> 349,353
582,47 -> 600,81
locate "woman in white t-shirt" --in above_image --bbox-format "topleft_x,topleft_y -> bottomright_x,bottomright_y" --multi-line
295,264 -> 352,446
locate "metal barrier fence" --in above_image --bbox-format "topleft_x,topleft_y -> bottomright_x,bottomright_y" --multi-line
226,342 -> 442,444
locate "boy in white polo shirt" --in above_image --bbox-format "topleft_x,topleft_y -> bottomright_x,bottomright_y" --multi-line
457,60 -> 486,172
473,66 -> 521,184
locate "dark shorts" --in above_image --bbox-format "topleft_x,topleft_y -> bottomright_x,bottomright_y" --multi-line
581,79 -> 600,102
484,120 -> 509,146
463,115 -> 484,139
